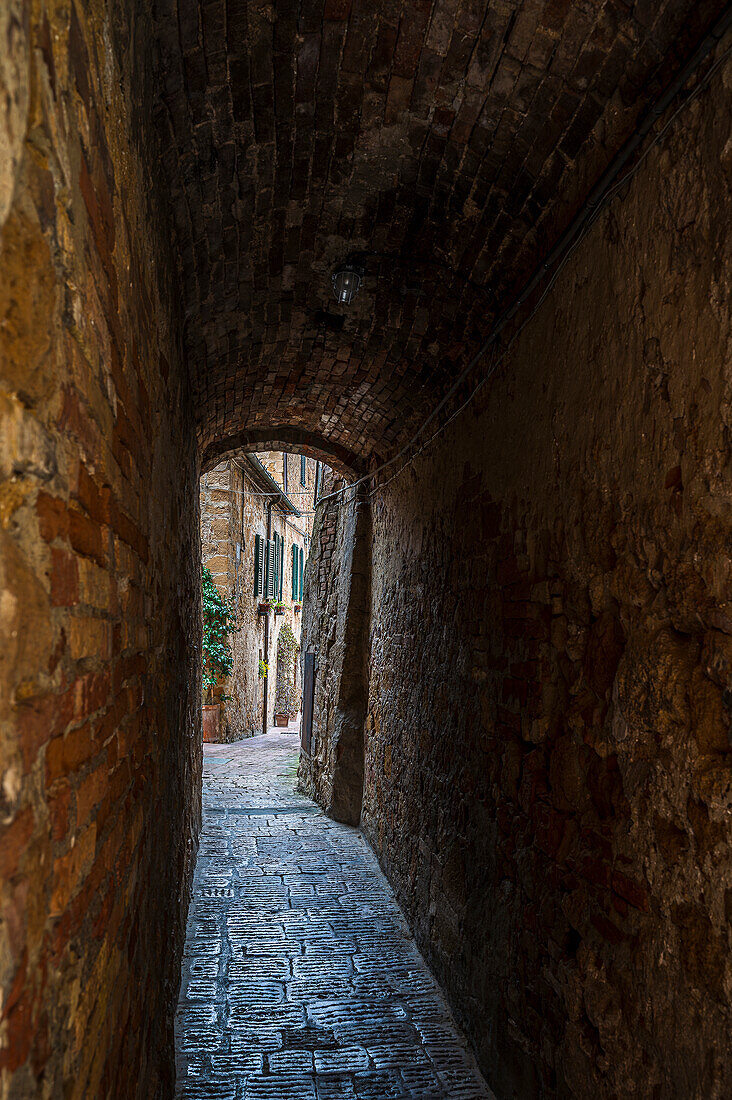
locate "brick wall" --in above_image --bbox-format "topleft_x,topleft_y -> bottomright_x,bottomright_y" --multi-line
306,49 -> 732,1098
0,3 -> 199,1096
151,0 -> 727,473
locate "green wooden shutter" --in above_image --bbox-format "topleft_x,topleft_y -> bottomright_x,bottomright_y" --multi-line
300,455 -> 306,485
299,546 -> 304,599
292,544 -> 297,599
254,534 -> 263,596
279,535 -> 284,600
265,539 -> 276,599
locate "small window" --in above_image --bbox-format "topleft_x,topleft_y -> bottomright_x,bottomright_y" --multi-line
300,455 -> 307,486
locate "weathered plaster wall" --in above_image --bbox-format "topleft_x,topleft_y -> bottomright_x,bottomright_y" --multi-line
0,2 -> 199,1097
309,53 -> 732,1098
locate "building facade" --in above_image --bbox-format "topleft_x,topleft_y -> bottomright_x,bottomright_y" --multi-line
200,452 -> 321,740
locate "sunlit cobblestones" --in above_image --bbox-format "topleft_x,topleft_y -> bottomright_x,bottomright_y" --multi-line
175,732 -> 492,1099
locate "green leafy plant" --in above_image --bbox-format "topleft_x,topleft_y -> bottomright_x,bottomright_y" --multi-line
202,565 -> 237,702
258,658 -> 268,680
274,623 -> 301,719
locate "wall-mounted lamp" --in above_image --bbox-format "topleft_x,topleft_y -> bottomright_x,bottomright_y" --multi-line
331,255 -> 365,305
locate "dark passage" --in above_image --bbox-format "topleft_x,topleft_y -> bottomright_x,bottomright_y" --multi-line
1,2 -> 730,1097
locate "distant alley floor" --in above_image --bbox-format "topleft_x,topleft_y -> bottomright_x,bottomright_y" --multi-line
175,730 -> 493,1099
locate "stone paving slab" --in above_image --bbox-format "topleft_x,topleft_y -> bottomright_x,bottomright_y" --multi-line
175,731 -> 493,1099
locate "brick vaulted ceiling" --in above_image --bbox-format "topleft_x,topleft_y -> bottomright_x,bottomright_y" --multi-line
152,0 -> 725,473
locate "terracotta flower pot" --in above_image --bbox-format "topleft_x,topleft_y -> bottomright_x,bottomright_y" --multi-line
274,712 -> 289,727
202,703 -> 221,743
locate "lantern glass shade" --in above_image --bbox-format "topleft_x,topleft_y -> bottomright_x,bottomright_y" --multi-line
332,264 -> 362,305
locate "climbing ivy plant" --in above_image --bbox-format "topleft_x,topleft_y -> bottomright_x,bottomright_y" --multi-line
274,623 -> 301,719
202,565 -> 237,702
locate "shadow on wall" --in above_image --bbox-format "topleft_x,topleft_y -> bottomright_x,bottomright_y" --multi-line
298,475 -> 370,826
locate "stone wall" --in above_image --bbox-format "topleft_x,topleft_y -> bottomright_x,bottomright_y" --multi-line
0,3 -> 199,1097
257,451 -> 320,523
306,51 -> 732,1098
200,457 -> 313,740
200,462 -> 262,740
299,473 -> 371,825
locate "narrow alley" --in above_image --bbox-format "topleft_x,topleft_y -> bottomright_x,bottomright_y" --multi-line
2,1 -> 732,1095
175,731 -> 492,1100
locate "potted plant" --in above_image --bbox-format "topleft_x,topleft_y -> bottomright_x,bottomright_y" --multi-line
258,600 -> 271,615
273,598 -> 286,616
202,565 -> 237,743
293,602 -> 302,613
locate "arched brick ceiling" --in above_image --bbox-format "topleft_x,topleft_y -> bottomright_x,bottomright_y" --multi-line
152,0 -> 724,473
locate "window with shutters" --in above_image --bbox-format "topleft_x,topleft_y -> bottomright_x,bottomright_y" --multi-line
289,542 -> 305,600
300,455 -> 307,485
265,537 -> 276,600
278,533 -> 284,600
254,534 -> 264,597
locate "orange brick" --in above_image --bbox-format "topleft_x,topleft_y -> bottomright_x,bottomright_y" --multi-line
69,509 -> 105,566
68,615 -> 111,662
76,754 -> 110,823
73,671 -> 111,721
36,493 -> 68,542
49,547 -> 79,606
48,783 -> 71,842
0,807 -> 35,879
74,462 -> 109,526
49,823 -> 96,916
19,687 -> 75,773
45,722 -> 94,784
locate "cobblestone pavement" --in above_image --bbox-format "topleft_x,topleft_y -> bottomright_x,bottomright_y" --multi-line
175,729 -> 493,1099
